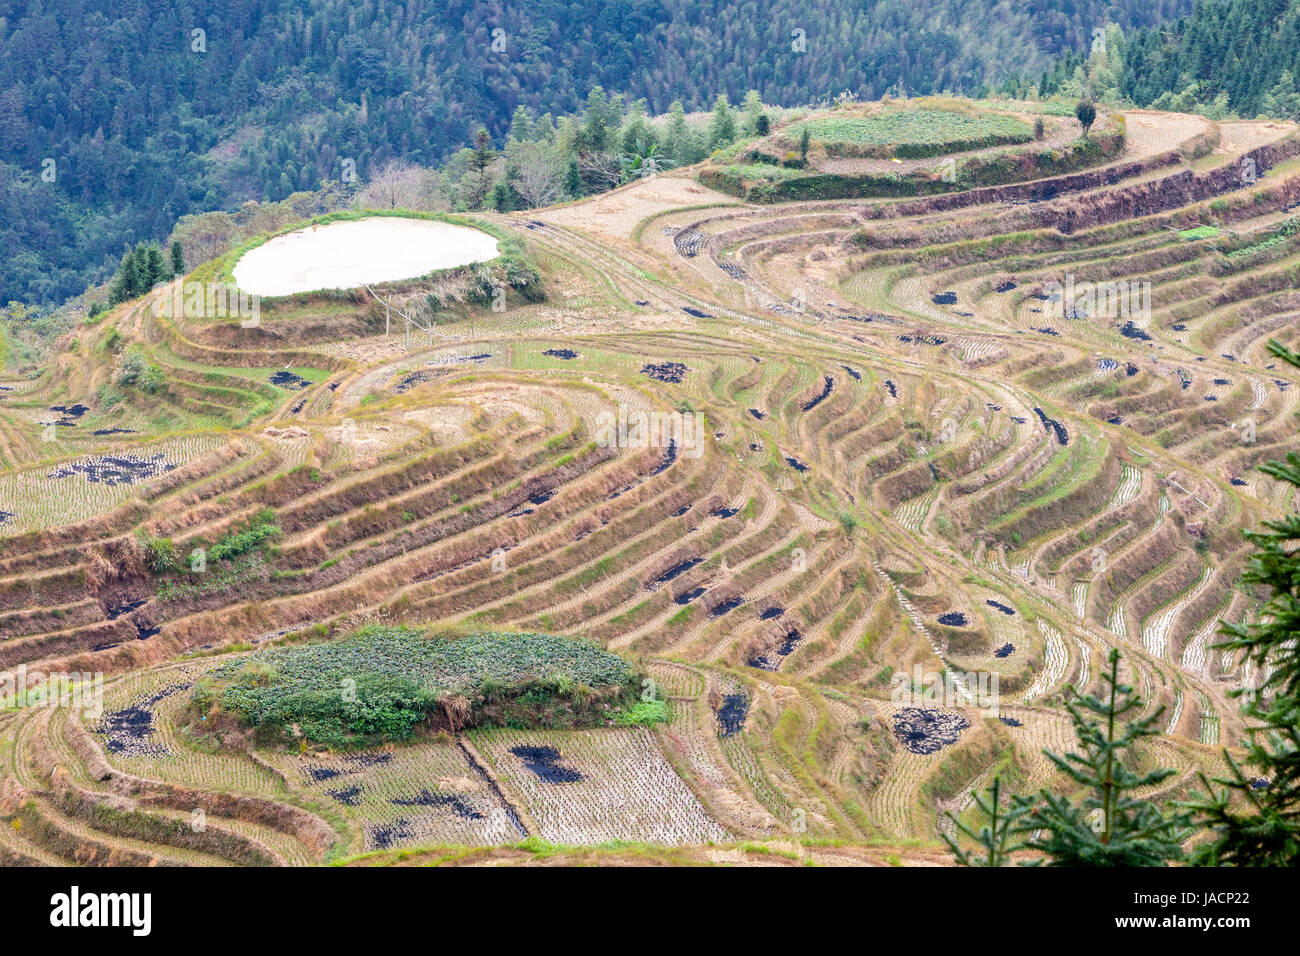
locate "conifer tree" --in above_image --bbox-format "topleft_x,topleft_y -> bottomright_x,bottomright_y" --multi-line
706,94 -> 737,149
563,157 -> 582,198
1184,341 -> 1300,866
942,777 -> 1031,866
1011,649 -> 1192,866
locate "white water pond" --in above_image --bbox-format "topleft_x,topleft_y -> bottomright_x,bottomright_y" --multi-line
232,217 -> 500,296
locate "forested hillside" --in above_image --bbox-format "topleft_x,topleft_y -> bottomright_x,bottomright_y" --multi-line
0,0 -> 1193,306
1038,0 -> 1300,120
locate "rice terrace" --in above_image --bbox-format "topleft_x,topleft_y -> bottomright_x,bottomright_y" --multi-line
3,39 -> 1300,887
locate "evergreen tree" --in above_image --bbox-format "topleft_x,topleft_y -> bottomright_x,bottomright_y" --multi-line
508,104 -> 535,142
619,101 -> 658,156
740,89 -> 764,134
469,128 -> 497,208
144,245 -> 165,287
581,86 -> 623,153
1075,100 -> 1097,136
1184,341 -> 1300,866
942,777 -> 1031,866
489,179 -> 513,212
662,100 -> 706,167
170,240 -> 184,276
1262,70 -> 1300,120
1012,649 -> 1192,866
706,94 -> 737,149
564,157 -> 583,198
108,249 -> 139,305
471,128 -> 497,181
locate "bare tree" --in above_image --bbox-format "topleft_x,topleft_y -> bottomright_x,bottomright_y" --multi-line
358,159 -> 447,211
577,150 -> 621,192
513,145 -> 565,208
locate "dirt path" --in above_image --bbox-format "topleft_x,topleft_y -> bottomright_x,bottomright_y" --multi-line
529,173 -> 742,243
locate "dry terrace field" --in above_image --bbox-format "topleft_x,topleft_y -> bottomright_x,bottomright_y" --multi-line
1,100 -> 1296,866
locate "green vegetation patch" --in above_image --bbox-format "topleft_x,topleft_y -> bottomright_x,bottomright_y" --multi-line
1179,225 -> 1221,240
191,627 -> 650,748
791,109 -> 1033,158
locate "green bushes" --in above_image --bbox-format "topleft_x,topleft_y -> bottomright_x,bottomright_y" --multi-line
137,532 -> 178,573
191,627 -> 645,748
614,699 -> 669,726
787,109 -> 1033,159
208,508 -> 281,562
115,345 -> 167,395
467,237 -> 545,305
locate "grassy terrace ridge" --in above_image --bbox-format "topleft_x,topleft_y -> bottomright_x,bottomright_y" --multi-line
702,99 -> 1127,201
190,627 -> 652,748
788,107 -> 1034,157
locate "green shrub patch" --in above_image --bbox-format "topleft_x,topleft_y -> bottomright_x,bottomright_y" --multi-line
190,627 -> 652,748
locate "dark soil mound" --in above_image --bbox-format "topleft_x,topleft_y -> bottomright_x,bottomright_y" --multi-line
510,745 -> 582,783
647,557 -> 703,590
642,362 -> 688,383
327,786 -> 363,806
675,586 -> 706,604
269,370 -> 312,390
801,375 -> 834,411
716,693 -> 749,737
48,453 -> 177,486
891,708 -> 970,755
106,599 -> 146,620
394,370 -> 435,393
709,595 -> 745,617
390,788 -> 484,819
748,627 -> 803,671
649,438 -> 678,476
1118,321 -> 1151,341
49,403 -> 90,418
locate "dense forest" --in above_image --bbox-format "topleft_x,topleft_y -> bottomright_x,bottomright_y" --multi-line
2,0 -> 1195,306
1037,0 -> 1300,120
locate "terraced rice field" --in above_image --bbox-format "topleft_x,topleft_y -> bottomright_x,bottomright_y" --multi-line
0,104 -> 1293,865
